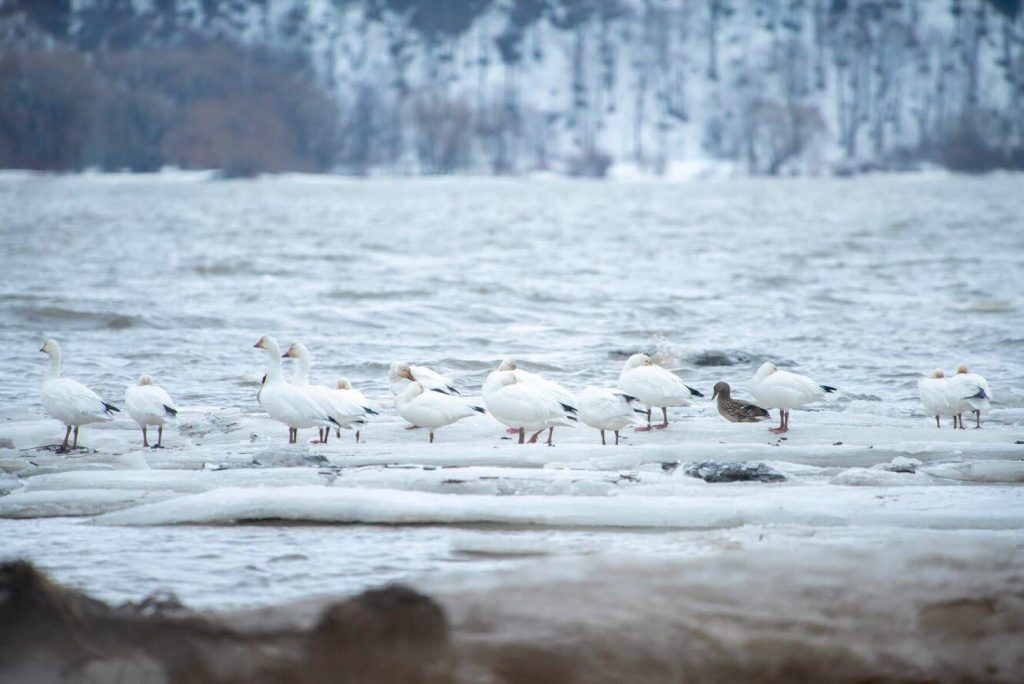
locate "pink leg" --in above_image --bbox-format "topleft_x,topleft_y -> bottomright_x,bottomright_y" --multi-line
157,426 -> 163,447
73,427 -> 80,447
546,427 -> 554,445
518,428 -> 525,444
506,427 -> 520,435
355,430 -> 361,444
600,430 -> 606,445
614,430 -> 620,445
654,407 -> 669,430
60,425 -> 71,452
404,424 -> 421,430
142,427 -> 149,448
635,408 -> 653,432
935,415 -> 941,429
429,431 -> 435,444
974,410 -> 982,429
528,429 -> 544,444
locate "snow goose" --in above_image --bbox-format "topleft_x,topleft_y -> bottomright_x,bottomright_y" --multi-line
389,361 -> 459,396
711,382 -> 770,423
616,353 -> 703,431
577,386 -> 644,445
333,378 -> 379,443
253,336 -> 339,443
395,380 -> 486,443
482,370 -> 577,445
283,342 -> 369,443
124,375 -> 178,447
953,365 -> 991,429
39,339 -> 119,452
918,369 -> 959,428
497,358 -> 578,444
749,362 -> 836,434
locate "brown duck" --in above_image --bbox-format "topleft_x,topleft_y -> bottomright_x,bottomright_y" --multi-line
712,382 -> 770,423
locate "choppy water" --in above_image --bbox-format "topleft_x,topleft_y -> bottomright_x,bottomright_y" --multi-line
1,172 -> 1023,608
2,172 -> 1023,409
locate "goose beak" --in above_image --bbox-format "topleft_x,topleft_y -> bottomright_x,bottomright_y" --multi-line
252,341 -> 262,349
39,346 -> 45,353
282,352 -> 289,358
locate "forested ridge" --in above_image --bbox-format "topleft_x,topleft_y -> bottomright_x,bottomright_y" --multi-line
1,0 -> 1022,176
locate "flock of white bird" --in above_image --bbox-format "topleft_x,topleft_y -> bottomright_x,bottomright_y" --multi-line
36,336 -> 992,451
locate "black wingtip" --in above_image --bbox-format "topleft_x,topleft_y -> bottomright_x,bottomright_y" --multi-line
163,404 -> 178,417
967,387 -> 988,400
328,416 -> 341,427
103,402 -> 120,413
686,385 -> 704,398
430,387 -> 449,395
621,394 -> 639,403
472,405 -> 487,414
363,407 -> 379,415
566,415 -> 578,422
820,385 -> 838,393
447,386 -> 461,395
633,408 -> 648,415
559,402 -> 578,414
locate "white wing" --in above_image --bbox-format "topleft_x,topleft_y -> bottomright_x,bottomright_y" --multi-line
125,384 -> 177,425
41,377 -> 115,425
398,389 -> 483,430
578,387 -> 643,431
617,366 -> 700,407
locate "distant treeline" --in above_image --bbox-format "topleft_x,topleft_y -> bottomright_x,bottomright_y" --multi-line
1,0 -> 1023,176
0,44 -> 339,176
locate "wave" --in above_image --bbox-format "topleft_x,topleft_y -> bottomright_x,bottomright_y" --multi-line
14,305 -> 144,330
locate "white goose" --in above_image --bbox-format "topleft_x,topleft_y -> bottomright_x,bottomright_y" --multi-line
282,342 -> 369,443
395,379 -> 486,443
616,353 -> 703,431
124,375 -> 178,448
952,365 -> 991,429
254,336 -> 339,443
497,358 -> 577,444
918,369 -> 960,428
39,339 -> 119,452
482,370 -> 577,445
333,378 -> 378,443
577,386 -> 644,445
389,361 -> 459,396
749,362 -> 837,434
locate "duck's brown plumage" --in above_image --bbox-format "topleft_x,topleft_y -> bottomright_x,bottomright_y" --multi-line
712,382 -> 770,423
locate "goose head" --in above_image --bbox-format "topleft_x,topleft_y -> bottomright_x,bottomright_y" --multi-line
493,370 -> 518,388
389,361 -> 410,383
753,362 -> 777,382
137,375 -> 154,386
40,338 -> 60,358
253,336 -> 281,357
390,363 -> 415,382
623,353 -> 653,372
956,365 -> 970,375
931,369 -> 945,379
282,342 -> 309,360
499,358 -> 517,371
712,381 -> 731,400
336,378 -> 352,390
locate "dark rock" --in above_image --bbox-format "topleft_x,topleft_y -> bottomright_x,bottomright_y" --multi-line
308,584 -> 454,683
687,350 -> 753,367
684,461 -> 786,483
250,451 -> 329,467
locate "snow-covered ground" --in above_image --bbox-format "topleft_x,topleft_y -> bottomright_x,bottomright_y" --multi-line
0,174 -> 1022,610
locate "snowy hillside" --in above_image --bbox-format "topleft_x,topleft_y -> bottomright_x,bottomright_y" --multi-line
2,0 -> 1022,175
